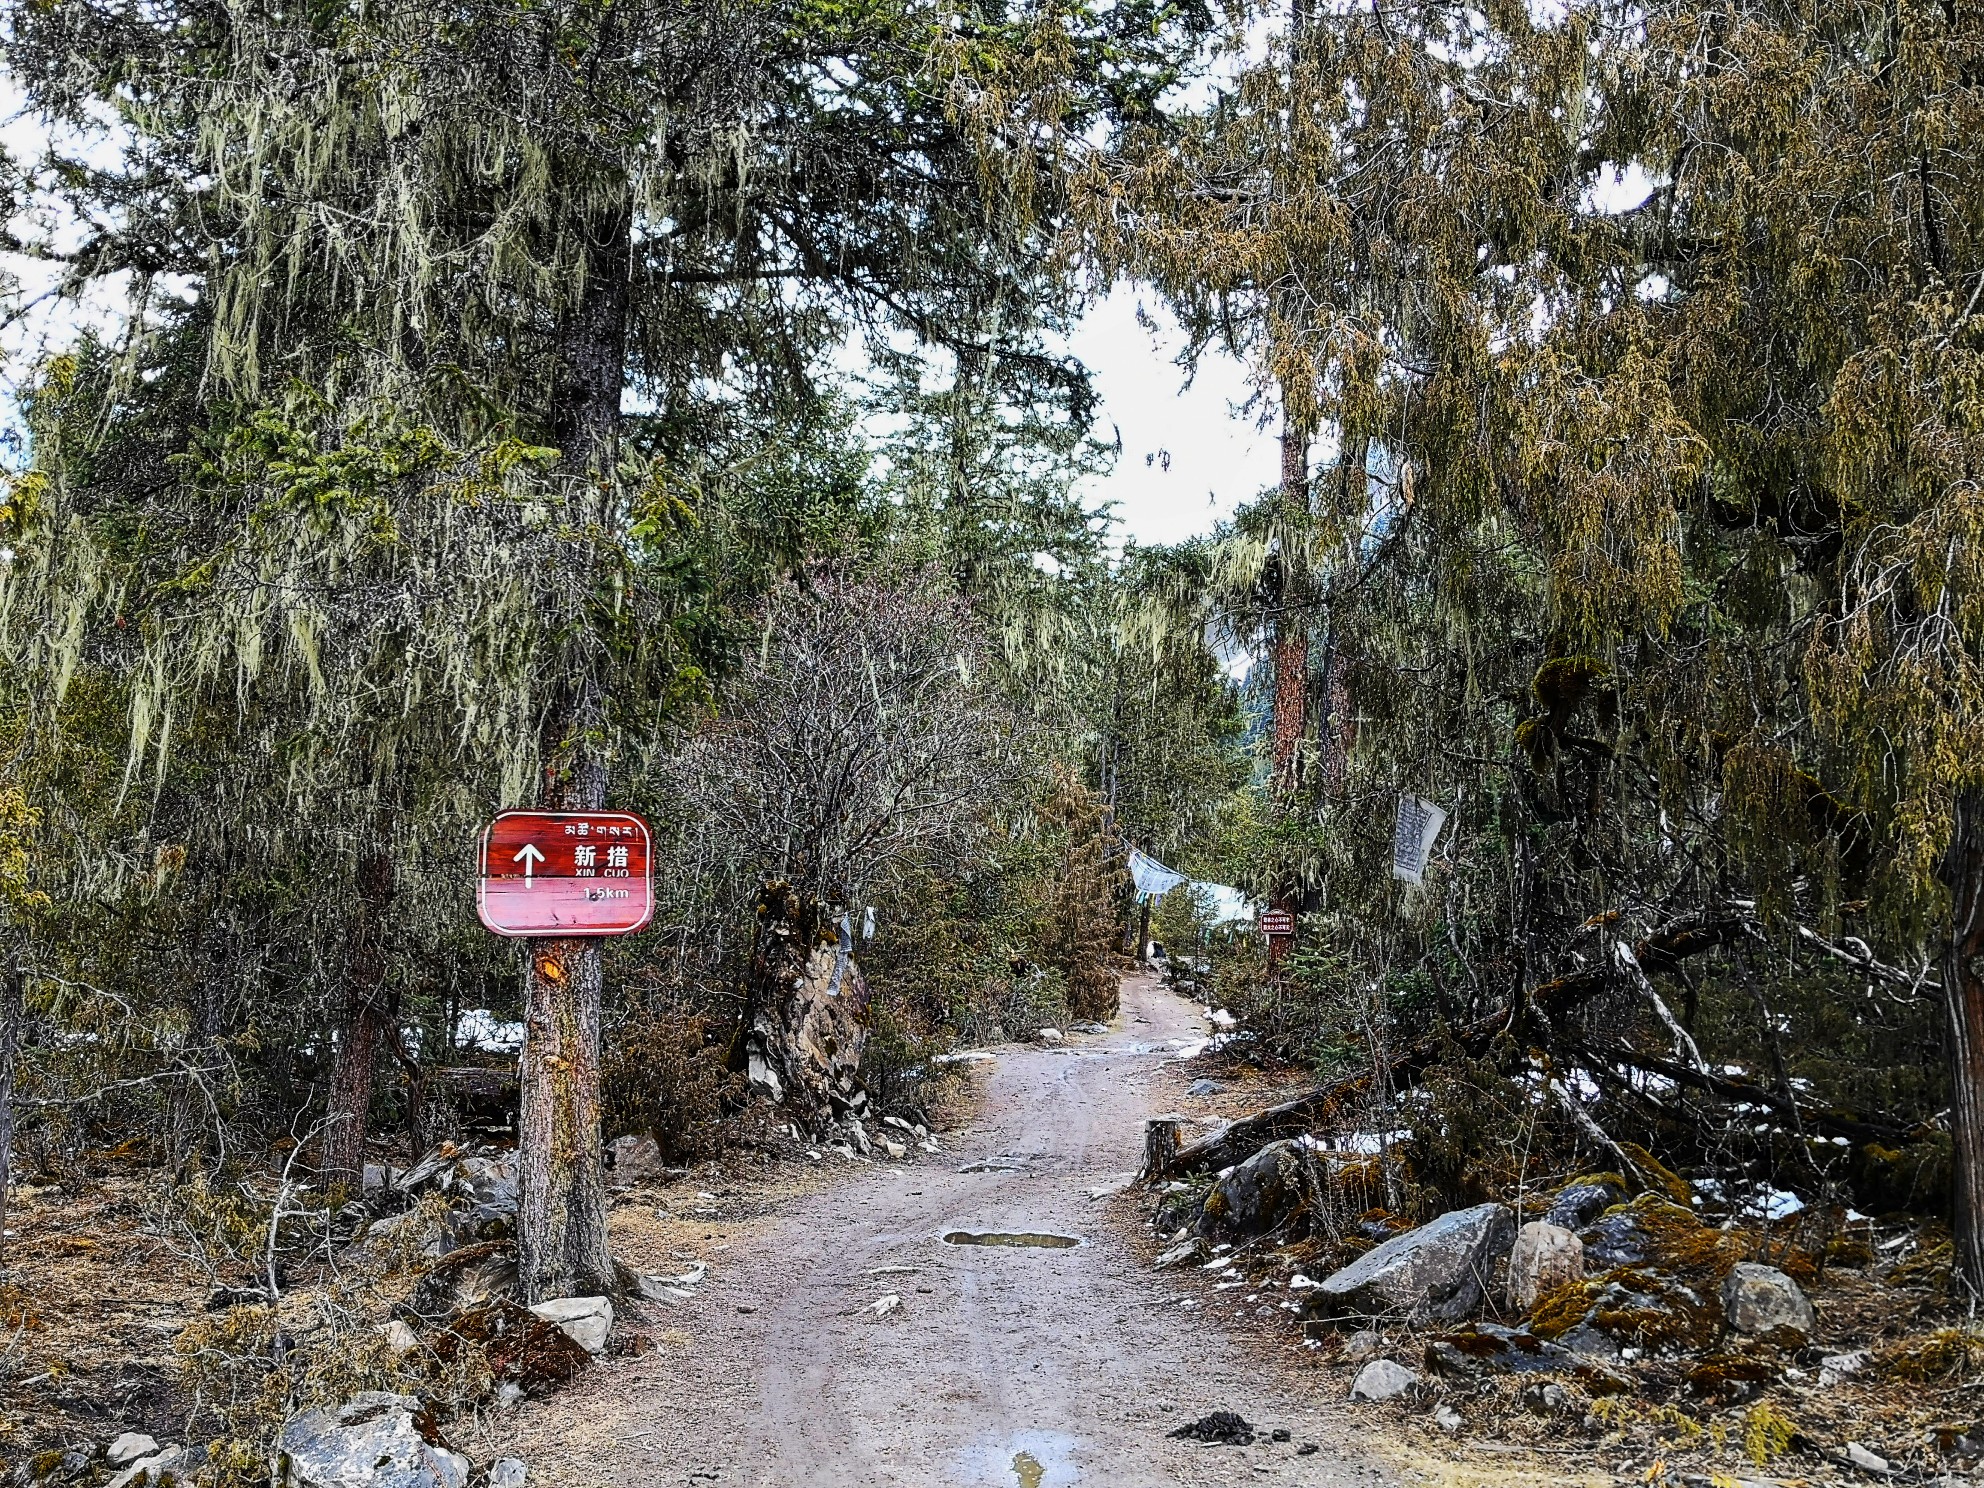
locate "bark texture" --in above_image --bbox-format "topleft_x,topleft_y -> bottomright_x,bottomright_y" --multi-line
516,194 -> 630,1304
1267,417 -> 1309,969
0,953 -> 20,1270
1942,788 -> 1984,1301
740,882 -> 871,1134
320,851 -> 395,1190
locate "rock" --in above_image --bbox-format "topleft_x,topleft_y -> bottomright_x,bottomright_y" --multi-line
1721,1263 -> 1816,1344
1198,1138 -> 1314,1243
1425,1322 -> 1571,1378
1188,1079 -> 1226,1097
1575,1195 -> 1700,1272
1556,1322 -> 1622,1360
1432,1404 -> 1464,1434
276,1393 -> 469,1488
1506,1221 -> 1584,1312
1521,1382 -> 1572,1415
1349,1359 -> 1420,1402
527,1296 -> 614,1355
1036,1027 -> 1064,1044
105,1435 -> 159,1469
488,1462 -> 527,1488
1542,1272 -> 1715,1355
105,1447 -> 183,1488
1544,1177 -> 1627,1232
1154,1237 -> 1209,1270
1846,1442 -> 1889,1474
605,1135 -> 663,1187
1343,1329 -> 1386,1364
844,1119 -> 872,1156
1070,1021 -> 1110,1035
1820,1349 -> 1873,1387
1310,1204 -> 1517,1324
378,1319 -> 421,1355
362,1164 -> 391,1194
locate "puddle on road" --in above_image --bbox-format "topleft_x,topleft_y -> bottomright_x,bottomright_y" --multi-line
942,1230 -> 1081,1249
956,1431 -> 1082,1486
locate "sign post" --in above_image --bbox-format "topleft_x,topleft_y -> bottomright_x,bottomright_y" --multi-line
477,810 -> 654,938
1259,908 -> 1295,939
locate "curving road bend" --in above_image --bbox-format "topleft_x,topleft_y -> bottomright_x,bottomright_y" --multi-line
492,974 -> 1397,1488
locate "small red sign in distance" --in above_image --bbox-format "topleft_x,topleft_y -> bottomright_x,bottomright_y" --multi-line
1259,909 -> 1295,938
476,810 -> 655,938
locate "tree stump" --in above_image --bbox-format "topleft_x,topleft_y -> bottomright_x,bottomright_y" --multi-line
1143,1115 -> 1185,1182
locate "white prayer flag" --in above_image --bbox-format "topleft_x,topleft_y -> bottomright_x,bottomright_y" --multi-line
1392,795 -> 1449,884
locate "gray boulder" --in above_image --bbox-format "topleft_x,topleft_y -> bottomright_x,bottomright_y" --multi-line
1197,1139 -> 1313,1242
527,1295 -> 613,1355
488,1461 -> 527,1488
106,1447 -> 183,1488
605,1135 -> 663,1187
105,1435 -> 159,1469
1506,1221 -> 1583,1312
1721,1263 -> 1815,1344
1348,1359 -> 1420,1402
276,1393 -> 469,1488
1544,1177 -> 1626,1232
1310,1203 -> 1517,1323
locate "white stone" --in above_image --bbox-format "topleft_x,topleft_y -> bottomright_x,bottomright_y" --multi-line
1846,1442 -> 1889,1474
1819,1349 -> 1872,1387
378,1320 -> 420,1355
1505,1221 -> 1583,1312
106,1447 -> 183,1488
106,1434 -> 159,1468
881,1139 -> 907,1159
489,1461 -> 528,1488
277,1392 -> 468,1488
528,1295 -> 614,1355
1037,1027 -> 1064,1044
1349,1359 -> 1420,1402
1433,1404 -> 1463,1434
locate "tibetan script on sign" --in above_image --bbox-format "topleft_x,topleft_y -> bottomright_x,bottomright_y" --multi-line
476,810 -> 655,937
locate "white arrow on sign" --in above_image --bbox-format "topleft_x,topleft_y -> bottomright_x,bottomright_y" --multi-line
512,842 -> 545,883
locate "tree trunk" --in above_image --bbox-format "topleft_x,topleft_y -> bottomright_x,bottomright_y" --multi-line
518,935 -> 615,1300
737,882 -> 871,1133
0,952 -> 21,1271
1137,900 -> 1152,965
1267,414 -> 1308,970
517,191 -> 631,1304
321,850 -> 396,1191
1142,1114 -> 1184,1182
1940,788 -> 1984,1301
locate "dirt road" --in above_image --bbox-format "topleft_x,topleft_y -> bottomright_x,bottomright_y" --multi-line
493,975 -> 1397,1487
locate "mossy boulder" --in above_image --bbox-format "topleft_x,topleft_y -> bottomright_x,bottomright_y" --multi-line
1197,1138 -> 1312,1243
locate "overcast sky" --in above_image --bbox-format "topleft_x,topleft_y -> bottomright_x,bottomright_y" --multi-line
1063,290 -> 1276,551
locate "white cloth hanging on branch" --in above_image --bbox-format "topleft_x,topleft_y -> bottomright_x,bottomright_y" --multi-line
1127,847 -> 1189,902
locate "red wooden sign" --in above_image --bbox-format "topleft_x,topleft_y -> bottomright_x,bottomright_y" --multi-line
476,811 -> 655,938
1259,909 -> 1295,938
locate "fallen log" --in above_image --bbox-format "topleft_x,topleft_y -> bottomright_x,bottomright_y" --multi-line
1168,908 -> 1757,1176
